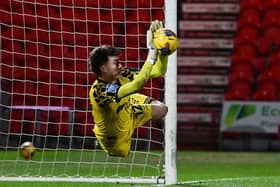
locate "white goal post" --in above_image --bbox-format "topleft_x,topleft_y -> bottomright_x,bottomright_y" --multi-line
164,0 -> 178,185
0,0 -> 177,185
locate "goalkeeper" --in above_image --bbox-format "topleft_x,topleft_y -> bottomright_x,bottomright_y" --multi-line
89,20 -> 168,157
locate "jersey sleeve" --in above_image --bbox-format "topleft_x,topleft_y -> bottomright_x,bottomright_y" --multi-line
120,67 -> 139,82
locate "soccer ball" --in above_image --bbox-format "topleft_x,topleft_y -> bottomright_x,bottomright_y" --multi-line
20,141 -> 36,160
153,28 -> 178,56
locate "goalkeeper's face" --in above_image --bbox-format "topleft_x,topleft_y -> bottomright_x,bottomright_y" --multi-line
101,55 -> 122,81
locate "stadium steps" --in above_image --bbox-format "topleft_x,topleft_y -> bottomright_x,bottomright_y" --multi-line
177,0 -> 239,149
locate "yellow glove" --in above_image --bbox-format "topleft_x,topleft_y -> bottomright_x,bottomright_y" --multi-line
146,20 -> 164,49
149,20 -> 164,33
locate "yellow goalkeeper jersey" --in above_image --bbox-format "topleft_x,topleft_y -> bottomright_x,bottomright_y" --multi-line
89,68 -> 153,156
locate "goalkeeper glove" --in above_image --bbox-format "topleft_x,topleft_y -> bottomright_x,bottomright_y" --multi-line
149,20 -> 164,33
146,48 -> 157,65
146,20 -> 164,49
146,20 -> 163,64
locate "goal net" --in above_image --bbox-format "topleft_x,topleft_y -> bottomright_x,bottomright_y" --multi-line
0,0 -> 177,184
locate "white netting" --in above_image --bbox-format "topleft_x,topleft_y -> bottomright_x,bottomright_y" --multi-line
0,0 -> 166,183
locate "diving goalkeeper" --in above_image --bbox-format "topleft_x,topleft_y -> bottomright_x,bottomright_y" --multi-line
88,20 -> 168,157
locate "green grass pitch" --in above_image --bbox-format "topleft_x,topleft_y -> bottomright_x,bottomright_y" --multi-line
0,151 -> 280,187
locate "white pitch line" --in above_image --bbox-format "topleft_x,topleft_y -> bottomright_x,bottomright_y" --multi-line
179,176 -> 279,185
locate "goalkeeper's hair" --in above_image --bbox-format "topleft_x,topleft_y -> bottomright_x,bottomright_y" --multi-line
89,45 -> 121,76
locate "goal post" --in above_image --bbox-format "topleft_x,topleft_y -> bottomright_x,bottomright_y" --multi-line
0,0 -> 177,184
164,0 -> 178,185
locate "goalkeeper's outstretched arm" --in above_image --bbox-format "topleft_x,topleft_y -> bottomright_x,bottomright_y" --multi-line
148,20 -> 169,78
150,54 -> 168,78
117,20 -> 167,98
117,49 -> 157,98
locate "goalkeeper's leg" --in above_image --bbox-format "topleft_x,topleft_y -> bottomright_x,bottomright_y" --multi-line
150,100 -> 168,120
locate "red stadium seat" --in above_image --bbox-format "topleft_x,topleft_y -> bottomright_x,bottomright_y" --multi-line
99,22 -> 113,35
1,25 -> 12,39
269,63 -> 280,85
38,44 -> 50,57
63,71 -> 75,84
262,9 -> 280,28
49,18 -> 61,31
87,34 -> 100,46
61,20 -> 74,32
12,27 -> 24,40
87,21 -> 100,34
24,15 -> 36,28
12,67 -> 25,80
35,4 -> 48,17
38,83 -> 50,96
126,36 -> 139,48
50,45 -> 63,58
1,64 -> 13,79
237,9 -> 261,29
240,0 -> 263,12
61,7 -> 74,20
0,1 -> 10,10
125,23 -> 139,35
50,59 -> 63,71
74,8 -> 86,20
229,63 -> 254,83
263,0 -> 280,11
26,95 -> 37,105
62,97 -> 74,108
75,46 -> 88,59
112,0 -> 125,8
37,96 -> 50,106
254,57 -> 266,73
63,85 -> 75,97
36,30 -> 49,43
86,9 -> 98,21
75,33 -> 87,46
263,26 -> 280,47
74,21 -> 87,33
231,43 -> 256,65
258,36 -> 273,55
36,17 -> 49,30
152,9 -> 164,20
76,85 -> 88,98
152,0 -> 164,7
51,70 -> 62,83
253,80 -> 278,101
62,32 -> 74,45
1,49 -> 13,65
112,9 -> 125,22
25,67 -> 37,81
12,14 -> 24,26
63,46 -> 75,59
50,31 -> 62,44
75,98 -> 89,109
11,93 -> 25,105
75,60 -> 88,72
126,49 -> 139,60
268,49 -> 280,66
224,80 -> 252,100
100,35 -> 113,46
50,84 -> 63,97
0,12 -> 11,24
234,26 -> 259,46
257,65 -> 280,87
25,28 -> 37,41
